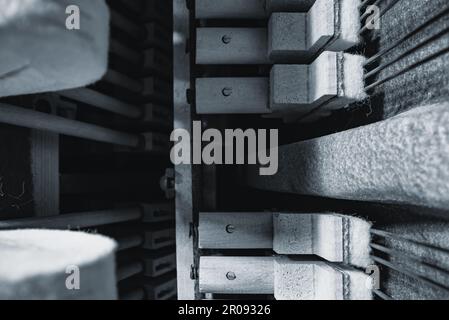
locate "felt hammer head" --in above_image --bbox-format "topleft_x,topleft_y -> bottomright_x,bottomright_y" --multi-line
0,0 -> 110,98
0,229 -> 117,300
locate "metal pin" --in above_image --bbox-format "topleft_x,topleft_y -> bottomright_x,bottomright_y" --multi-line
225,224 -> 235,233
226,271 -> 236,280
222,35 -> 231,44
222,87 -> 232,97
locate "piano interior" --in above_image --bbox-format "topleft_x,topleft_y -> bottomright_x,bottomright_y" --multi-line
0,0 -> 448,301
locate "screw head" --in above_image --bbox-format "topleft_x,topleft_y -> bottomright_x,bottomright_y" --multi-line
225,224 -> 235,233
222,35 -> 231,44
222,87 -> 232,97
226,272 -> 236,280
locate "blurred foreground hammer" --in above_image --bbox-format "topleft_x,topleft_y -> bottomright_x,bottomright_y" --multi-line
0,230 -> 117,300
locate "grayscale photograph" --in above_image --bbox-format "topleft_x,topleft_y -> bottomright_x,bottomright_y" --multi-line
0,0 -> 448,308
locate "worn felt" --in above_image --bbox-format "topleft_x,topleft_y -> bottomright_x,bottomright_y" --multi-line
359,1 -> 449,299
248,102 -> 449,210
366,0 -> 449,119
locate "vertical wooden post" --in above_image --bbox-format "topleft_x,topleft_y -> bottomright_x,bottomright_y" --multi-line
31,129 -> 59,217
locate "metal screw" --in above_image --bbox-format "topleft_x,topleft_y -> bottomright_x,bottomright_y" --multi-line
226,271 -> 236,280
222,87 -> 232,97
222,35 -> 231,44
225,224 -> 235,233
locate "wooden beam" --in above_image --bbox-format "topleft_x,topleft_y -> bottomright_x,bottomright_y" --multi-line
59,88 -> 143,119
195,52 -> 366,116
199,212 -> 272,249
198,212 -> 371,268
196,0 -> 267,19
197,1 -> 361,64
199,256 -> 372,299
31,129 -> 59,217
0,103 -> 142,148
173,0 -> 196,300
196,78 -> 270,114
196,28 -> 269,65
0,208 -> 141,230
195,0 -> 315,19
199,256 -> 274,294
